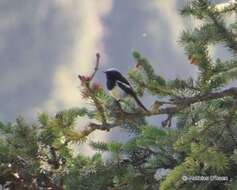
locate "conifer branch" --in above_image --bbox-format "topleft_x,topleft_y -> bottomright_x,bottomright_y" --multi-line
208,12 -> 237,52
78,53 -> 107,125
77,53 -> 123,138
104,87 -> 237,128
77,82 -> 237,136
173,87 -> 237,106
224,99 -> 237,146
90,53 -> 100,80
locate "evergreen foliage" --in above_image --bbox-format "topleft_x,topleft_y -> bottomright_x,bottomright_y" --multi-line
1,0 -> 237,189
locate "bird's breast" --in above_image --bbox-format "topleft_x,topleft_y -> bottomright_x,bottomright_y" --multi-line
109,85 -> 126,100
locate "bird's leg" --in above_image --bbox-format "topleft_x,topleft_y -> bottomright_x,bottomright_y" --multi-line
115,100 -> 126,122
115,99 -> 123,111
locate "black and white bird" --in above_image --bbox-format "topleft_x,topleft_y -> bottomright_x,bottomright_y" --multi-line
104,68 -> 149,112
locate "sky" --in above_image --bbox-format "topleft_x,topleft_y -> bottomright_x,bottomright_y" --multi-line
0,0 -> 196,122
0,0 -> 232,155
0,0 -> 232,147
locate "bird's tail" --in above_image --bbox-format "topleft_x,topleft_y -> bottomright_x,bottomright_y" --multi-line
132,94 -> 149,112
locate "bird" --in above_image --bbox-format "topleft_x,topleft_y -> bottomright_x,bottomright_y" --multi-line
104,68 -> 149,112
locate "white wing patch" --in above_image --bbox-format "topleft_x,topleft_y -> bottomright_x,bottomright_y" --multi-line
117,81 -> 132,89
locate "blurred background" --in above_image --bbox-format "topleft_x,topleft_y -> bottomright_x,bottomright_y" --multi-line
0,0 -> 194,122
0,0 -> 230,153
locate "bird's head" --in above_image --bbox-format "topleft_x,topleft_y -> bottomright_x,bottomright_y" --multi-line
103,68 -> 122,80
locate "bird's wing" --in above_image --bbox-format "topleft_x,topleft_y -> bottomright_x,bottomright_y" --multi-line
117,80 -> 134,95
117,81 -> 149,112
118,74 -> 131,85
